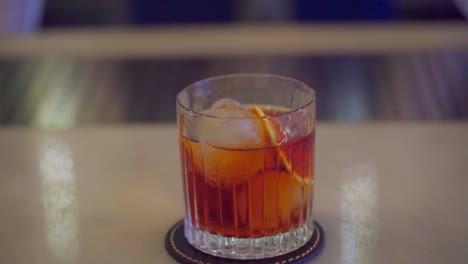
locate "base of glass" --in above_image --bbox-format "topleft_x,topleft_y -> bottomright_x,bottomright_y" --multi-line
184,221 -> 314,260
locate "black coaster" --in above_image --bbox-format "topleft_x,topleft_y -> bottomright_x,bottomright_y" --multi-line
165,220 -> 325,264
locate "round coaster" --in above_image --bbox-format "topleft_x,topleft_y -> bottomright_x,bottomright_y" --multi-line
165,220 -> 325,264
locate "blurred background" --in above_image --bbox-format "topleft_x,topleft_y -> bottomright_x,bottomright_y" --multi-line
0,0 -> 467,129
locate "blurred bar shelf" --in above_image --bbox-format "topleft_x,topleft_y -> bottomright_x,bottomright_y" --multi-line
1,23 -> 467,58
0,23 -> 467,127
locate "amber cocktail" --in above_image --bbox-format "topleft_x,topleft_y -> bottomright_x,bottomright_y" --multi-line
177,74 -> 316,259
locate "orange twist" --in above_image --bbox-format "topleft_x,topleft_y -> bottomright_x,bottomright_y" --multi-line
251,106 -> 312,185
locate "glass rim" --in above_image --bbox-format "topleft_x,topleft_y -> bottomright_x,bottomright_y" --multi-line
176,73 -> 316,120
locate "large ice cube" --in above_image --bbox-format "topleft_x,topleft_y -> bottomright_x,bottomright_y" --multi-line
202,98 -> 252,119
199,98 -> 267,149
195,99 -> 267,184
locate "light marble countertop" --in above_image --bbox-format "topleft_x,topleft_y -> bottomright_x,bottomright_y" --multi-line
0,123 -> 467,263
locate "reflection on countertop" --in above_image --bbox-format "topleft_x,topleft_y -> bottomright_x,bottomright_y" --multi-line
341,163 -> 378,264
38,137 -> 79,262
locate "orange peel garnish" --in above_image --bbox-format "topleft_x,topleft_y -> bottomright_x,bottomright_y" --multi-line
252,105 -> 312,185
